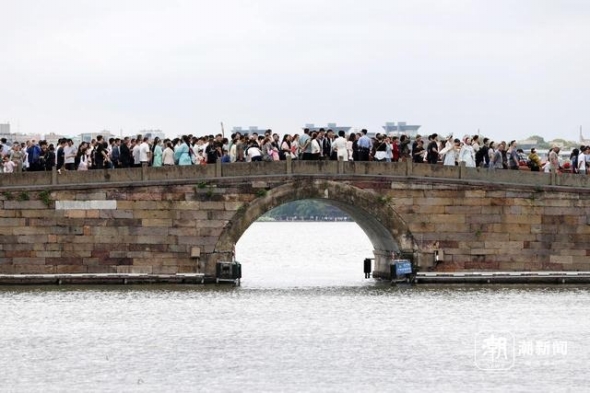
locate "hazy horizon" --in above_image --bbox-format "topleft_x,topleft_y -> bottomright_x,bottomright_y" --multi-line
1,0 -> 589,142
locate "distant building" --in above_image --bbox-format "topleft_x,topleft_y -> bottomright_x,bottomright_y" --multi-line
517,138 -> 539,150
382,121 -> 421,138
43,132 -> 68,146
303,123 -> 352,133
232,126 -> 269,136
80,130 -> 115,143
139,129 -> 166,141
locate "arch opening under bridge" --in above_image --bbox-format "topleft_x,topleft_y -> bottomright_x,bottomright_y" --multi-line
210,180 -> 420,279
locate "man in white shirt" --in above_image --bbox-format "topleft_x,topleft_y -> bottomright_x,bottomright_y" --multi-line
132,139 -> 141,167
332,130 -> 348,161
139,137 -> 151,166
64,139 -> 77,171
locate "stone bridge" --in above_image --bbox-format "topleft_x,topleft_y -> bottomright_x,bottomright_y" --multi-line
1,160 -> 589,279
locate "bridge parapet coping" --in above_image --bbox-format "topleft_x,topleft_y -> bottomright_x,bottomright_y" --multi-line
1,161 -> 590,191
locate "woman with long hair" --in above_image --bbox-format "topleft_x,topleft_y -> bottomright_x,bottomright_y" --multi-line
310,132 -> 321,160
280,134 -> 292,160
291,134 -> 300,160
152,138 -> 163,167
75,142 -> 89,170
174,135 -> 193,166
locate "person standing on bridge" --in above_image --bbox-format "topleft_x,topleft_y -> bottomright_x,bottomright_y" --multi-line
426,134 -> 439,165
578,146 -> 589,175
458,137 -> 476,168
489,141 -> 505,171
299,129 -> 312,160
544,146 -> 561,173
357,129 -> 372,161
332,130 -> 348,161
527,148 -> 542,172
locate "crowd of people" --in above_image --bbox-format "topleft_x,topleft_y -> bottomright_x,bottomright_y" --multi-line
1,129 -> 589,174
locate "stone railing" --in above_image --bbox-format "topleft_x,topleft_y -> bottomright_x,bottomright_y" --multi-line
1,159 -> 590,190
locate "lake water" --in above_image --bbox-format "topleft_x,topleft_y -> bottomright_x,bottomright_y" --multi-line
1,222 -> 589,392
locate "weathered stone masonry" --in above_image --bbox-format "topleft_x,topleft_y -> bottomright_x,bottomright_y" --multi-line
0,161 -> 589,278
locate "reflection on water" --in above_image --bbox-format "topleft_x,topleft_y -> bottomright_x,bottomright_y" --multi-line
1,223 -> 589,392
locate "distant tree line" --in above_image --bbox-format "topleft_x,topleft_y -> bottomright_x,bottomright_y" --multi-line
262,200 -> 351,221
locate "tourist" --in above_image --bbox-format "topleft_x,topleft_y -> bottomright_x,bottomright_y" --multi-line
290,134 -> 300,160
162,142 -> 175,166
507,140 -> 520,170
390,136 -> 400,162
489,141 -> 505,170
439,134 -> 455,165
331,130 -> 348,161
152,138 -> 163,167
426,134 -> 439,165
443,138 -> 461,166
62,139 -> 76,171
93,136 -> 110,169
3,155 -> 16,173
323,129 -> 334,160
44,144 -> 56,172
487,141 -> 496,166
132,137 -> 141,167
309,132 -> 321,160
299,129 -> 312,160
472,135 -> 481,154
247,139 -> 262,162
139,137 -> 151,167
569,148 -> 580,174
174,135 -> 193,166
75,142 -> 89,171
527,148 -> 542,172
373,135 -> 388,162
475,138 -> 490,168
16,142 -> 32,172
412,139 -> 425,163
459,137 -> 476,167
280,134 -> 293,160
347,133 -> 356,161
26,140 -> 42,172
118,137 -> 130,168
399,135 -> 411,161
260,136 -> 276,162
578,146 -> 589,174
357,129 -> 372,162
544,146 -> 561,173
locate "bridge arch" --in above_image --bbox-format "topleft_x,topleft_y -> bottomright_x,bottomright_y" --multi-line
212,179 -> 419,277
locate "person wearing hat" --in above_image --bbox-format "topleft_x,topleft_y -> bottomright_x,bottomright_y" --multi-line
528,148 -> 541,172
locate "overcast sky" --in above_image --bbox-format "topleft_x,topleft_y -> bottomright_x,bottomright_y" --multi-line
1,0 -> 589,142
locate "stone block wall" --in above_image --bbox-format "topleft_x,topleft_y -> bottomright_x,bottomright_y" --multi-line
1,171 -> 589,276
382,182 -> 590,271
0,184 -> 255,275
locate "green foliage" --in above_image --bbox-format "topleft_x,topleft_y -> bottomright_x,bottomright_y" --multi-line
377,195 -> 392,205
2,191 -> 13,200
39,190 -> 52,207
17,192 -> 30,201
256,189 -> 267,198
197,182 -> 208,189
